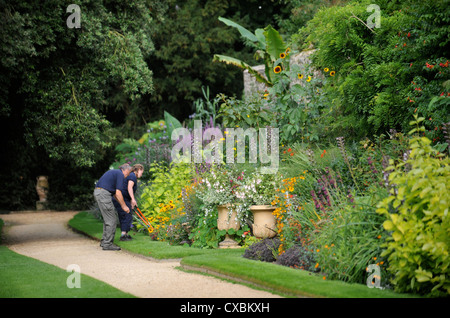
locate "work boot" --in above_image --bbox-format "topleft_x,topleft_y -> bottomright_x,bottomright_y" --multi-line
119,234 -> 132,241
102,244 -> 121,251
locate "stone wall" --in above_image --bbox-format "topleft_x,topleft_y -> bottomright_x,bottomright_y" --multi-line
243,64 -> 267,98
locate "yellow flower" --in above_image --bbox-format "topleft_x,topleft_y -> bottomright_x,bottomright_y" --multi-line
330,71 -> 336,76
280,52 -> 286,59
307,76 -> 312,82
297,73 -> 303,79
274,65 -> 282,73
324,67 -> 329,72
285,48 -> 291,54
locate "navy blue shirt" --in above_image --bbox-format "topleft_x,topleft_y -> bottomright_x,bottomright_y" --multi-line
96,169 -> 125,194
121,172 -> 137,201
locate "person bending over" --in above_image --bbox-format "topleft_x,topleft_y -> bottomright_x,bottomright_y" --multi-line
93,164 -> 132,251
113,164 -> 144,241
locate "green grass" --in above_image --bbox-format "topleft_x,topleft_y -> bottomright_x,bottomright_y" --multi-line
0,246 -> 135,298
69,211 -> 418,298
181,254 -> 410,298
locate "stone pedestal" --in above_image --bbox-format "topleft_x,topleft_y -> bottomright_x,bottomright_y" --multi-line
36,201 -> 49,211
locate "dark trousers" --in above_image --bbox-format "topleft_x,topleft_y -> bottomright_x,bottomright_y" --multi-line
113,198 -> 133,232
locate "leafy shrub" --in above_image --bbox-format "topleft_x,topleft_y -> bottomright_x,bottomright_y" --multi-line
162,215 -> 192,246
189,210 -> 221,249
295,0 -> 449,141
377,116 -> 450,296
276,245 -> 316,271
217,93 -> 274,131
312,193 -> 390,285
138,162 -> 193,233
243,238 -> 281,262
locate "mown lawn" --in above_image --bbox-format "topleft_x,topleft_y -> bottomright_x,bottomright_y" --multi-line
69,211 -> 418,298
0,246 -> 135,298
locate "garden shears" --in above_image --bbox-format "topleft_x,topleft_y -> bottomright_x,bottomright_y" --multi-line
132,207 -> 154,233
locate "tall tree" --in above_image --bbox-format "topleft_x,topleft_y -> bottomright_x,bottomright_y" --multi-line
0,0 -> 166,209
1,0 -> 165,166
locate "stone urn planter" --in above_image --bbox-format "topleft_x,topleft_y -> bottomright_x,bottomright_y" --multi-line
250,205 -> 277,239
217,204 -> 241,248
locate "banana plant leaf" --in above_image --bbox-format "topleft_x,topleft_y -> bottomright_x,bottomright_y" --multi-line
263,25 -> 286,62
218,16 -> 265,49
213,54 -> 272,87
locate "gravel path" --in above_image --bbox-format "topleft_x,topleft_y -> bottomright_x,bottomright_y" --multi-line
1,211 -> 281,298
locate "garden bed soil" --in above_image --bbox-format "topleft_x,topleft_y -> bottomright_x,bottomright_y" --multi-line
1,211 -> 281,298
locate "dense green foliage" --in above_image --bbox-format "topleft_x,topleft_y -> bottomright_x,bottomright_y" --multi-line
1,0 -> 288,210
146,0 -> 290,119
294,0 -> 450,141
1,0 -> 165,210
377,116 -> 450,296
1,0 -> 160,166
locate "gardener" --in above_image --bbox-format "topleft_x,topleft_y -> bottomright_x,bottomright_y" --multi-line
94,164 -> 132,251
113,163 -> 144,241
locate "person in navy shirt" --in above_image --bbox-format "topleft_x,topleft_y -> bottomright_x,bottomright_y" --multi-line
113,164 -> 144,241
93,164 -> 132,250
